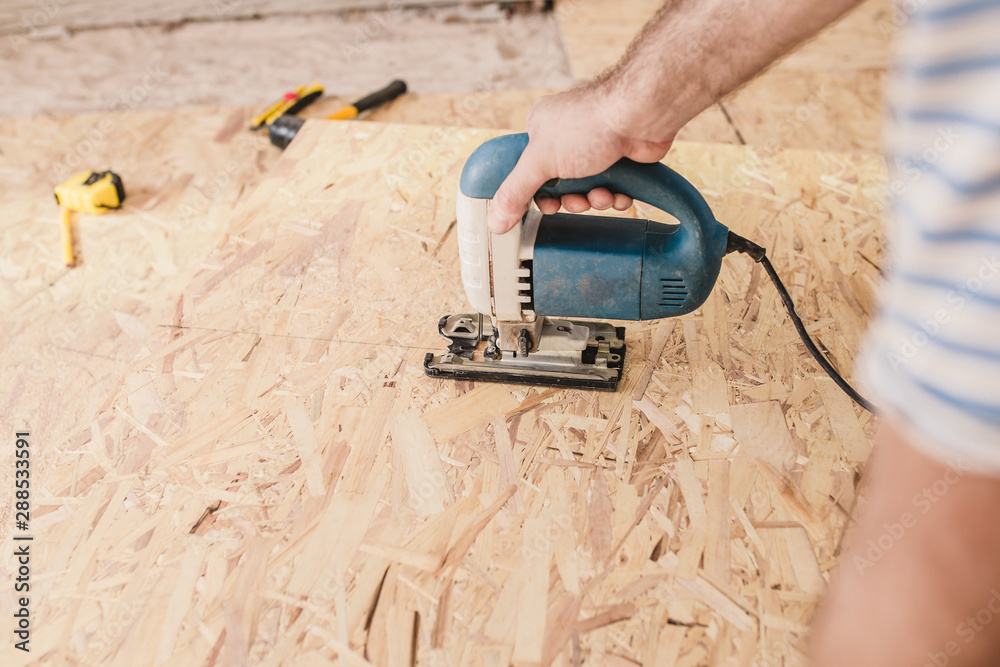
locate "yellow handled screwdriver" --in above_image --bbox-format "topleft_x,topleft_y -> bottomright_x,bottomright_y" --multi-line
249,82 -> 324,130
268,79 -> 407,149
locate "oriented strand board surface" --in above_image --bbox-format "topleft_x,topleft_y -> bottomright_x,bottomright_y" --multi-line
2,119 -> 885,665
556,0 -> 894,152
724,70 -> 887,155
0,88 -> 750,532
725,0 -> 894,153
0,7 -> 574,117
0,0 -> 501,33
0,105 -> 278,481
0,89 -> 607,469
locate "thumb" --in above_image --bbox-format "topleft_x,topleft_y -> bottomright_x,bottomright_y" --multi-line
487,145 -> 549,234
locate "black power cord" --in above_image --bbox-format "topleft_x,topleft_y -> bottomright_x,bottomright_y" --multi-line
726,232 -> 877,414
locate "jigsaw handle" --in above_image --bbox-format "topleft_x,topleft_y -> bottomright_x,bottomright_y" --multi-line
536,157 -> 716,238
459,133 -> 726,246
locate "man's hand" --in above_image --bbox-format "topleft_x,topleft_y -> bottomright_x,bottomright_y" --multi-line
487,86 -> 675,234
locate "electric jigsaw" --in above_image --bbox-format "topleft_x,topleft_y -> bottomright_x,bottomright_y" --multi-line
424,134 -> 874,411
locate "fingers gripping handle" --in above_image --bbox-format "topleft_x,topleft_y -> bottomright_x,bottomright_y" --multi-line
536,163 -> 719,243
459,133 -> 722,245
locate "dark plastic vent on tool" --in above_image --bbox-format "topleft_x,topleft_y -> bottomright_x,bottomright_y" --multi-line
519,259 -> 535,311
658,278 -> 688,307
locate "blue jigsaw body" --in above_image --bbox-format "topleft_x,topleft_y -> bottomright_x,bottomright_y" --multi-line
459,133 -> 731,319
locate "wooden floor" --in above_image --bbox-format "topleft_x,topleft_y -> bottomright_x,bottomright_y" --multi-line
0,0 -> 893,665
0,8 -> 575,118
0,0 -> 499,32
3,120 -> 884,666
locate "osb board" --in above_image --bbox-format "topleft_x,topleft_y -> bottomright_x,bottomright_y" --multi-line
0,105 -> 278,483
723,0 -> 893,153
0,90 -> 589,477
0,87 -> 638,472
723,70 -> 886,155
0,8 -> 574,118
0,0 -> 503,34
1,119 -> 885,665
555,0 -> 893,153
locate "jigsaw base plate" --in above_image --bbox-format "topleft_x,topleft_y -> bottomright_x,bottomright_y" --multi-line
423,313 -> 626,392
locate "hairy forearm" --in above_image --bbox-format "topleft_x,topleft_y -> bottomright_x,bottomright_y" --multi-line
486,0 -> 866,232
595,0 -> 864,142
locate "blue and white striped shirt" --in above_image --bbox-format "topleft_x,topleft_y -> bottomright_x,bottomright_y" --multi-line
863,0 -> 1000,471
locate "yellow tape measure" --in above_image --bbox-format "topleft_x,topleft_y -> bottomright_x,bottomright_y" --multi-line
54,171 -> 125,214
54,170 -> 125,267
